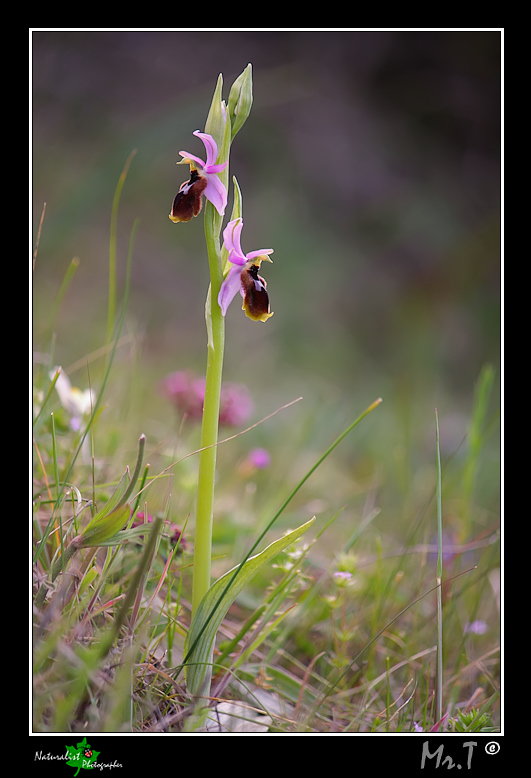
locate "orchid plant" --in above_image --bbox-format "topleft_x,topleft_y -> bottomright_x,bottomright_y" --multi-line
168,66 -> 290,699
167,68 -> 381,710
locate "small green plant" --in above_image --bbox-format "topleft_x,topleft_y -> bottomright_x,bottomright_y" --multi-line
448,707 -> 496,733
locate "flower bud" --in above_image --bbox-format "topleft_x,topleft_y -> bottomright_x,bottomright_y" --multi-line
228,64 -> 253,140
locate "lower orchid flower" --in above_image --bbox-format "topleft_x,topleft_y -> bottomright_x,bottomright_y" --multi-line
169,130 -> 228,222
218,218 -> 274,322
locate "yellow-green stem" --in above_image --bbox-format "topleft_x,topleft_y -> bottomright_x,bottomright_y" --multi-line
192,202 -> 225,616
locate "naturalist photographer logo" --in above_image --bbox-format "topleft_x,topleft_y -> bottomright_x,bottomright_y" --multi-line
34,737 -> 122,774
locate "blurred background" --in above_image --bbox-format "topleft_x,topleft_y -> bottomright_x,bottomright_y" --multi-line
32,30 -> 501,546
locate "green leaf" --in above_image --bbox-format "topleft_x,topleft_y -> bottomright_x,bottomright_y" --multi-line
229,176 -> 243,223
80,433 -> 145,546
91,522 -> 157,548
204,73 -> 226,152
80,502 -> 131,546
184,518 -> 314,695
205,284 -> 214,351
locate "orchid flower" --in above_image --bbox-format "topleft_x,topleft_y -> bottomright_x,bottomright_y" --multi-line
218,218 -> 274,322
169,131 -> 228,222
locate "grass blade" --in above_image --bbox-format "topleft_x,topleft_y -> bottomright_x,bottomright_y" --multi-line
107,149 -> 137,345
184,518 -> 315,696
435,408 -> 443,725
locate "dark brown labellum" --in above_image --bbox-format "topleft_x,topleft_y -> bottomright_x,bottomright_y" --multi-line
169,169 -> 207,223
241,263 -> 272,321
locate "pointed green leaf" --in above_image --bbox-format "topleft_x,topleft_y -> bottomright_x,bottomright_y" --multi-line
93,521 -> 159,548
80,502 -> 131,546
229,176 -> 243,223
204,73 -> 225,151
184,518 -> 314,695
80,433 -> 145,545
91,470 -> 130,519
205,284 -> 214,350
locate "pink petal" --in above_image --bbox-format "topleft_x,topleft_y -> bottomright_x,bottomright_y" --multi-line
178,150 -> 205,168
246,249 -> 274,261
223,219 -> 239,251
194,130 -> 218,168
205,161 -> 228,174
223,218 -> 245,259
218,265 -> 242,316
204,172 -> 227,216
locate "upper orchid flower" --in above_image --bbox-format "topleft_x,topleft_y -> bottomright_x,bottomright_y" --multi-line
169,131 -> 228,222
218,218 -> 274,322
